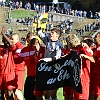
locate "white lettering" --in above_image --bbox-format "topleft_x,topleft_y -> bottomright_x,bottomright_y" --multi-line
53,59 -> 75,74
57,70 -> 70,81
53,63 -> 60,73
38,63 -> 52,71
47,78 -> 56,84
63,70 -> 70,80
73,59 -> 80,86
57,70 -> 64,81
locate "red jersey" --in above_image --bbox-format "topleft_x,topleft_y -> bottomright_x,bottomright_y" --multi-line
93,44 -> 100,74
0,45 -> 15,74
19,45 -> 45,76
90,47 -> 96,78
73,45 -> 92,82
62,48 -> 70,55
11,41 -> 25,71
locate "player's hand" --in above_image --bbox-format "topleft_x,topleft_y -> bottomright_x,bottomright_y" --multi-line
35,44 -> 40,51
80,54 -> 87,59
81,42 -> 88,47
39,58 -> 52,62
1,26 -> 6,35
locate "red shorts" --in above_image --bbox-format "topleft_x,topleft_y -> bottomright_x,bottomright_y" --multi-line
63,87 -> 73,97
94,75 -> 100,96
14,70 -> 25,90
73,80 -> 89,100
0,72 -> 15,90
33,85 -> 44,96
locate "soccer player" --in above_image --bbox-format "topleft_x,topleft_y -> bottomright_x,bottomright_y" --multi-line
10,33 -> 25,100
0,27 -> 15,100
61,45 -> 73,100
62,37 -> 94,100
16,33 -> 45,100
1,26 -> 25,100
62,45 -> 73,100
66,34 -> 95,100
81,36 -> 96,100
30,38 -> 45,100
37,17 -> 63,100
93,32 -> 100,100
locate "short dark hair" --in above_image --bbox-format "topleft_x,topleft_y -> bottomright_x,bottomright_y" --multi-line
82,35 -> 92,40
82,39 -> 94,47
26,32 -> 36,39
51,28 -> 62,36
30,38 -> 39,46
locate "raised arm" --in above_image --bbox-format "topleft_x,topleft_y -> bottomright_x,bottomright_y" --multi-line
81,43 -> 95,62
1,26 -> 11,45
36,14 -> 49,45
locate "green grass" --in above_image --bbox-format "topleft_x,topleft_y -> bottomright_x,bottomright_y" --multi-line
57,88 -> 64,100
10,9 -> 37,18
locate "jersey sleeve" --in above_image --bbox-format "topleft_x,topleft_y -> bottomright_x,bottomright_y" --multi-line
37,28 -> 49,45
